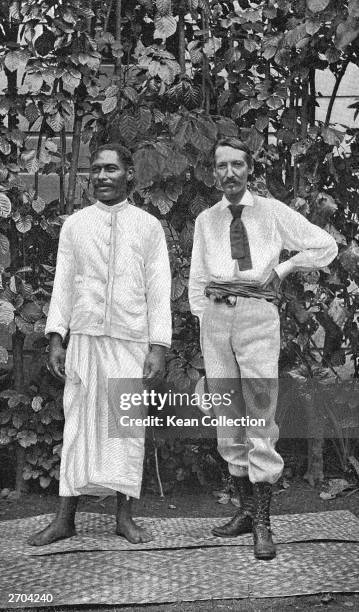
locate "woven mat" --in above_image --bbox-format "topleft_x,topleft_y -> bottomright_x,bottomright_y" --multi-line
1,543 -> 358,607
1,510 -> 359,557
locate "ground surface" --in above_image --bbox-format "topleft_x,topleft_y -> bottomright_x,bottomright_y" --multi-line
0,480 -> 358,612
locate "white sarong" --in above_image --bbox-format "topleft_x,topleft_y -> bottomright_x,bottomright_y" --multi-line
59,334 -> 148,499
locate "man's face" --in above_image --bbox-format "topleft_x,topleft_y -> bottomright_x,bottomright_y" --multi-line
90,149 -> 133,204
214,146 -> 250,201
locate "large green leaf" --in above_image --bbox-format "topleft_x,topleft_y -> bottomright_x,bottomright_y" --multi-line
156,0 -> 171,15
15,315 -> 33,334
188,41 -> 202,65
62,69 -> 82,92
34,30 -> 56,56
32,197 -> 46,213
9,2 -> 20,19
138,108 -> 152,132
134,147 -> 162,187
16,216 -> 32,234
171,275 -> 186,301
160,220 -> 179,243
4,50 -> 28,72
102,96 -> 117,114
0,233 -> 10,269
165,180 -> 182,202
244,127 -> 264,152
32,396 -> 43,412
194,162 -> 215,187
154,15 -> 177,40
17,430 -> 37,448
338,241 -> 359,277
0,137 -> 11,156
25,103 -> 41,126
118,113 -> 138,142
203,37 -> 222,57
21,150 -> 39,174
0,300 -> 15,326
19,301 -> 43,323
47,112 -> 65,132
349,0 -> 359,17
190,194 -> 208,217
285,24 -> 307,47
321,127 -> 342,146
180,221 -> 194,255
336,18 -> 359,49
0,194 -> 11,218
22,72 -> 43,93
306,0 -> 330,12
151,188 -> 174,214
0,346 -> 8,365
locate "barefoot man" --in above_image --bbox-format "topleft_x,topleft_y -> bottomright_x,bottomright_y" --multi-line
28,143 -> 171,545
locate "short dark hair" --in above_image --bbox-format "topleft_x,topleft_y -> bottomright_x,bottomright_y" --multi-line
90,142 -> 135,192
90,142 -> 134,170
213,137 -> 253,171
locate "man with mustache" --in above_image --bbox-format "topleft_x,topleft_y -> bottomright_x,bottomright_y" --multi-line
28,143 -> 171,545
189,137 -> 337,560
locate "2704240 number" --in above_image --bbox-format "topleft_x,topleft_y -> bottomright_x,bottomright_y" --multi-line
8,593 -> 53,603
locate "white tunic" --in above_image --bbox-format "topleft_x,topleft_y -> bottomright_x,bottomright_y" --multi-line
46,199 -> 172,497
45,199 -> 172,348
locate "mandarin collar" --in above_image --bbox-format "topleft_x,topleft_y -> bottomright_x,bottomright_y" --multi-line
219,190 -> 254,211
94,198 -> 129,213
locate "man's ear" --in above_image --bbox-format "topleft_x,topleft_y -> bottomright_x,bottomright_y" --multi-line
126,167 -> 134,182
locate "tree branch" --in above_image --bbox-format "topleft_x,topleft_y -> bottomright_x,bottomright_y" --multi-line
104,0 -> 114,34
325,60 -> 349,127
34,117 -> 47,198
66,102 -> 83,214
178,12 -> 186,76
114,0 -> 122,79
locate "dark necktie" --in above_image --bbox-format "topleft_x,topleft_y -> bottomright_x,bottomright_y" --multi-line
228,204 -> 252,271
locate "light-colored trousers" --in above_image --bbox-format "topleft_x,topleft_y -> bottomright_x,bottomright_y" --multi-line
201,297 -> 284,484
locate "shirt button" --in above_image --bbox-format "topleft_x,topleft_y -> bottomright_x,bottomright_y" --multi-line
97,318 -> 103,324
98,297 -> 105,303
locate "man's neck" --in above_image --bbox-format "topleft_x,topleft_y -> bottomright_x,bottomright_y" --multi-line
98,196 -> 127,207
225,187 -> 247,206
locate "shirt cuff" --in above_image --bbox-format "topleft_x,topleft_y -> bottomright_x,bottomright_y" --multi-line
150,342 -> 170,349
150,340 -> 171,349
274,259 -> 295,281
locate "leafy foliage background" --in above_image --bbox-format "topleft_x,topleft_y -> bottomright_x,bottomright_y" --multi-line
0,0 -> 359,492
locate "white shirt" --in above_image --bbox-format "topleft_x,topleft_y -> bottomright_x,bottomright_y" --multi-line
189,190 -> 338,320
45,199 -> 172,347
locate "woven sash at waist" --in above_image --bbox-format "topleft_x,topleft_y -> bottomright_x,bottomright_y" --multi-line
205,281 -> 279,303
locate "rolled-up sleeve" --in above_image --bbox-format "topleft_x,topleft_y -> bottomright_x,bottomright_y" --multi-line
273,200 -> 338,280
189,213 -> 210,323
45,219 -> 76,340
145,221 -> 172,348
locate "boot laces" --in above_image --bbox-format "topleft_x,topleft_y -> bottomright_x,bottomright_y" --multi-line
253,486 -> 271,528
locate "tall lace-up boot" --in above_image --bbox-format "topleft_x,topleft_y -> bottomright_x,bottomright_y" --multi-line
212,476 -> 254,537
252,482 -> 276,560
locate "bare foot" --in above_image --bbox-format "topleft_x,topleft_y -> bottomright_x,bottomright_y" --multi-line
116,516 -> 152,543
27,521 -> 76,546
